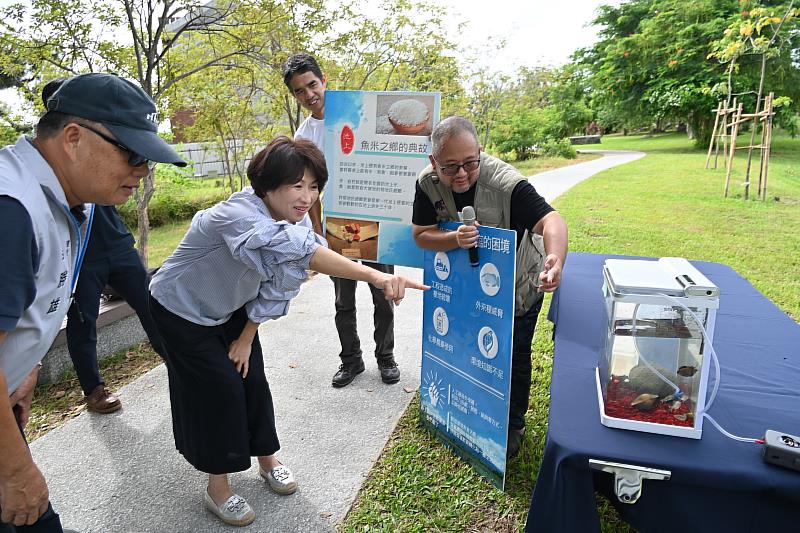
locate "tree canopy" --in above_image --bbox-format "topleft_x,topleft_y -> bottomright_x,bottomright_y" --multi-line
578,0 -> 799,144
0,0 -> 466,263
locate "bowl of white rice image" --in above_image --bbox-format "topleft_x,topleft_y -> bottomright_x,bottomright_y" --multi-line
387,99 -> 430,134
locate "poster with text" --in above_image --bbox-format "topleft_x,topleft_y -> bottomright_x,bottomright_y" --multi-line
323,90 -> 440,267
419,222 -> 517,490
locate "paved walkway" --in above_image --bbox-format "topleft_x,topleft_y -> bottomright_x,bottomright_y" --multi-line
30,150 -> 643,533
528,150 -> 645,203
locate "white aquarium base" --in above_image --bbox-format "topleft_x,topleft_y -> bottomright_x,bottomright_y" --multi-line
595,368 -> 702,439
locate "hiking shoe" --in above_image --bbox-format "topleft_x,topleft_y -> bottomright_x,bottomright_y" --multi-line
259,464 -> 298,495
332,359 -> 365,388
85,385 -> 121,414
507,428 -> 525,460
203,491 -> 255,526
377,358 -> 400,384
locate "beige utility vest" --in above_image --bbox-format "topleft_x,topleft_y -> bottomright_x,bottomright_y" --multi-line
417,153 -> 545,316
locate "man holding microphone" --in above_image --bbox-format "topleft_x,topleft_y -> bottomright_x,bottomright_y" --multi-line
411,116 -> 567,459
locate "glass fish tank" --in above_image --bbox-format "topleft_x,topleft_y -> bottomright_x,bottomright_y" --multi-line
597,257 -> 719,439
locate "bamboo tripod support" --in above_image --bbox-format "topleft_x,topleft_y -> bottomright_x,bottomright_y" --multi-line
705,98 -> 737,170
714,93 -> 775,199
723,102 -> 743,198
705,102 -> 722,168
759,95 -> 774,201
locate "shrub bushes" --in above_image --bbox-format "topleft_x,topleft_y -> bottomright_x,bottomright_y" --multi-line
118,191 -> 228,229
539,138 -> 577,159
489,105 -> 585,160
118,163 -> 229,229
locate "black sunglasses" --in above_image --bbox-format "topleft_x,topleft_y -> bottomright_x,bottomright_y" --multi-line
432,156 -> 481,177
77,124 -> 152,168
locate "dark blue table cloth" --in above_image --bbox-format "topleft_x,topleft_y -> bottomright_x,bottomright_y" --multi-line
526,253 -> 800,533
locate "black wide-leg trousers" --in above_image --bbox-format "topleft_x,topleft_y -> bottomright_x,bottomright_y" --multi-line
149,296 -> 280,474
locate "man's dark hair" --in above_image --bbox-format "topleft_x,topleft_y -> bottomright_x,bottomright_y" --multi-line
247,136 -> 328,197
282,53 -> 324,89
36,76 -> 86,139
431,116 -> 480,158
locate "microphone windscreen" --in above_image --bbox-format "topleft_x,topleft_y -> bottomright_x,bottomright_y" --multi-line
461,206 -> 476,225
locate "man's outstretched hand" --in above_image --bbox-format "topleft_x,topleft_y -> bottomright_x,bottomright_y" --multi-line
537,254 -> 563,293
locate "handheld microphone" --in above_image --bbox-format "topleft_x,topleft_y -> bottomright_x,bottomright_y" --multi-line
461,206 -> 479,267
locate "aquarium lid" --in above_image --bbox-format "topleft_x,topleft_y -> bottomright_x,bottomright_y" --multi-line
604,257 -> 719,299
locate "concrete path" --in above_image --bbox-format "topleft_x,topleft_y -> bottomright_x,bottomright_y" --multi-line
30,150 -> 642,533
529,150 -> 645,203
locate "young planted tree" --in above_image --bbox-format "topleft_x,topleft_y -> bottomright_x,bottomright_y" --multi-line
468,70 -> 512,149
163,0 -> 328,192
708,2 -> 799,198
169,64 -> 278,193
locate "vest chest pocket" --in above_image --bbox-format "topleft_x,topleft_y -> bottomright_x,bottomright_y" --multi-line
476,211 -> 503,228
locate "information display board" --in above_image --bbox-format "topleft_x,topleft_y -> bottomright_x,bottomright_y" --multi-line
419,222 -> 517,489
323,90 -> 440,267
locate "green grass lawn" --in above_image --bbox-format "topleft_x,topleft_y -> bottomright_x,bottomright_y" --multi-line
568,131 -> 799,321
341,131 -> 800,532
146,218 -> 193,267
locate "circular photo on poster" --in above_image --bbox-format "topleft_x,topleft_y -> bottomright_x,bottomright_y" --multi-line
479,262 -> 501,297
433,307 -> 449,336
434,252 -> 451,281
478,326 -> 498,359
375,95 -> 435,136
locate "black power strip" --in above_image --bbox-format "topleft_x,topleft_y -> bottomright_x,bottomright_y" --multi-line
762,430 -> 800,472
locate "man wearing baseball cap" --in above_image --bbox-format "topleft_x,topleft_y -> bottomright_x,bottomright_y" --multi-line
0,73 -> 184,532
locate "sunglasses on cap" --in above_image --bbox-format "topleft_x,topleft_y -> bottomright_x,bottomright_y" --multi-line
77,123 -> 155,169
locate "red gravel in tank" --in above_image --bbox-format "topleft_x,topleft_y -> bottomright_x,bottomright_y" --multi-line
604,376 -> 693,428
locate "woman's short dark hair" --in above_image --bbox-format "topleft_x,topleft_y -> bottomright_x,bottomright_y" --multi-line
247,136 -> 328,197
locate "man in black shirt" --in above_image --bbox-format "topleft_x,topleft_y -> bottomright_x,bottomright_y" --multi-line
65,205 -> 167,413
412,116 -> 568,460
283,53 -> 399,389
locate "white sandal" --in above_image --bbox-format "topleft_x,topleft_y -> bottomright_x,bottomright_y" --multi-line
204,490 -> 256,526
259,463 -> 298,495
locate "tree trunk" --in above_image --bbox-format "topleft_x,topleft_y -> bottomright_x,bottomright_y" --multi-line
743,53 -> 768,200
283,96 -> 304,136
135,171 -> 155,268
725,59 -> 736,109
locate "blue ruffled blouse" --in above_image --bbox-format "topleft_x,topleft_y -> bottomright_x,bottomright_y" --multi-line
150,187 -> 326,326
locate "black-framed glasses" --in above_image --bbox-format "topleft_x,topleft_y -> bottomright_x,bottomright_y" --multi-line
77,124 -> 152,168
433,156 -> 480,177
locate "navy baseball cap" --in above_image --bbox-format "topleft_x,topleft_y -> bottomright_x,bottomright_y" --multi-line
46,73 -> 186,167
